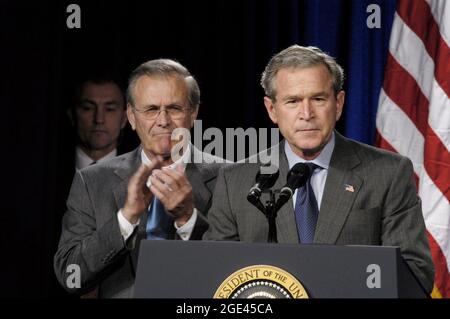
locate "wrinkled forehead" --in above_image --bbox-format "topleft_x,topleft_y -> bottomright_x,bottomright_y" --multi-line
273,65 -> 334,94
133,74 -> 189,105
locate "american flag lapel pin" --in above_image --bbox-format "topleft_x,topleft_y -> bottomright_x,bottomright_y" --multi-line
344,184 -> 355,193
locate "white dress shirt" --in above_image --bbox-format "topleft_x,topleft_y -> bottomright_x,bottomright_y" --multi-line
75,147 -> 117,170
284,132 -> 335,209
117,144 -> 197,241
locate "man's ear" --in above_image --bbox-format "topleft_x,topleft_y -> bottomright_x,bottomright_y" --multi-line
264,96 -> 278,124
335,90 -> 345,121
127,104 -> 136,130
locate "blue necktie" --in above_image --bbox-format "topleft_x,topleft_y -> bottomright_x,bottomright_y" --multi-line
146,197 -> 173,240
294,163 -> 320,244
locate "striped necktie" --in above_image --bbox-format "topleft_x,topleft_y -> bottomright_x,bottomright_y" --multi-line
294,163 -> 320,244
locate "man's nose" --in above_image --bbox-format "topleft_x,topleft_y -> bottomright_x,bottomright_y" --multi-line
94,107 -> 105,124
300,101 -> 313,120
155,109 -> 170,127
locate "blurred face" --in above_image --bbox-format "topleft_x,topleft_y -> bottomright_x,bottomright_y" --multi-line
127,75 -> 198,161
264,65 -> 345,160
73,82 -> 127,155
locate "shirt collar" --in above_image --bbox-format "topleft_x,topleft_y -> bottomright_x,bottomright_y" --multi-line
75,147 -> 117,170
284,131 -> 335,170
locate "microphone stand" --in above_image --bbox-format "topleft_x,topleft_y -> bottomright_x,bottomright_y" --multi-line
265,191 -> 278,243
248,162 -> 309,244
251,189 -> 279,243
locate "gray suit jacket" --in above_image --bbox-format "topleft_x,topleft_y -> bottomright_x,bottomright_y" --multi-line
204,132 -> 434,293
54,146 -> 226,298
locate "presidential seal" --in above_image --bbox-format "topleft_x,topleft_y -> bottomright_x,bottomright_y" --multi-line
213,265 -> 308,299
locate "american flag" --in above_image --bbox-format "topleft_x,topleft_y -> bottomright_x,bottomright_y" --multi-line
376,0 -> 450,297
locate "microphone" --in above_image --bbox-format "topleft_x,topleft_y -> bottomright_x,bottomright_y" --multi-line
247,165 -> 279,207
275,163 -> 312,211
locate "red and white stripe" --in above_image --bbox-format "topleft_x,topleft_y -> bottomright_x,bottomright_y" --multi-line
376,0 -> 450,297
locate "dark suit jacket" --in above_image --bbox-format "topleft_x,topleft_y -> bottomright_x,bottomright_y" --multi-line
51,145 -> 131,298
54,146 -> 226,298
204,132 -> 434,293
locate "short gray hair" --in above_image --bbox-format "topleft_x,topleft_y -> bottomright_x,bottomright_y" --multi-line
261,45 -> 344,100
127,59 -> 200,108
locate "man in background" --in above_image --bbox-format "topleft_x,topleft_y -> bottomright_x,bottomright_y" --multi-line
68,75 -> 128,169
51,74 -> 133,298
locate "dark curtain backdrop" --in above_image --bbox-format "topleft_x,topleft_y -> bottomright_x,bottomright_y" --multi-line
1,0 -> 396,298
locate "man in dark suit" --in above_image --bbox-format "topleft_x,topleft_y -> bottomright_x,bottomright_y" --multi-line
51,74 -> 136,298
68,76 -> 129,169
203,45 -> 434,293
57,75 -> 134,216
55,59 -> 225,298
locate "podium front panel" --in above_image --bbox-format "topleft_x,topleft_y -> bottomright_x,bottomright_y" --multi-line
134,240 -> 426,298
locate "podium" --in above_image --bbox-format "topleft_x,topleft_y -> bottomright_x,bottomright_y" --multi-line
133,240 -> 427,298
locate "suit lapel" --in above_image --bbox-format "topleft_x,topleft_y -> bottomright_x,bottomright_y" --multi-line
314,133 -> 362,244
185,164 -> 212,213
185,146 -> 216,213
273,142 -> 300,244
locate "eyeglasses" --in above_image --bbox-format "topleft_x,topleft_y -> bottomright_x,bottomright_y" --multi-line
132,104 -> 190,120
